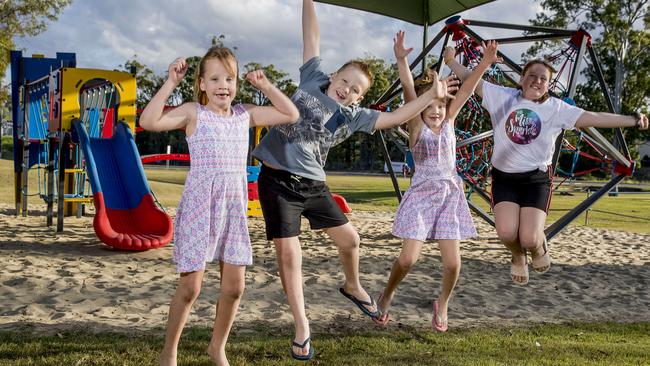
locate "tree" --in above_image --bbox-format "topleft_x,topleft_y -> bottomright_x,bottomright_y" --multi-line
117,57 -> 164,110
1,0 -> 73,104
238,62 -> 297,106
526,0 -> 649,145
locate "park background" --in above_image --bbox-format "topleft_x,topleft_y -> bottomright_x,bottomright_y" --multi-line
1,1 -> 649,365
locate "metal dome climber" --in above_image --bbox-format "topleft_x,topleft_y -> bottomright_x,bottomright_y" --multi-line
371,16 -> 636,241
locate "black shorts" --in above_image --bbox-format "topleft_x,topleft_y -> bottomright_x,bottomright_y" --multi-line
257,164 -> 349,240
490,167 -> 553,212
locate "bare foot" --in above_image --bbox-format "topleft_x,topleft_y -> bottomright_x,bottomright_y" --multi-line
206,344 -> 229,366
159,349 -> 177,366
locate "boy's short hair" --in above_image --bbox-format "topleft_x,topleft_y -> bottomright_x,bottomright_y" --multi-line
337,60 -> 374,93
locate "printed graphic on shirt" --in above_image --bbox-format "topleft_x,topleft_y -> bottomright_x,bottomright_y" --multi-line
273,89 -> 353,166
505,108 -> 541,145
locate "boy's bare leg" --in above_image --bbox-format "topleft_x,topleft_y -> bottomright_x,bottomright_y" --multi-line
324,223 -> 377,314
274,237 -> 311,356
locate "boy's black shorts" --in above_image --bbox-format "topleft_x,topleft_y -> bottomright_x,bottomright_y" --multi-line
490,167 -> 553,212
257,164 -> 348,240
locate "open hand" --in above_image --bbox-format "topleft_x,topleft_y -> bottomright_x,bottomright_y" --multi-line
442,46 -> 456,64
393,30 -> 414,59
168,58 -> 188,85
481,40 -> 501,64
428,71 -> 457,100
442,74 -> 459,96
246,70 -> 270,90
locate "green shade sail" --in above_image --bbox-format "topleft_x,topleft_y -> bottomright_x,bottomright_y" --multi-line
315,0 -> 496,26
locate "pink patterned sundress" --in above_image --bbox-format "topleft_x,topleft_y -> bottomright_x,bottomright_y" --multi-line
173,104 -> 252,272
392,121 -> 477,241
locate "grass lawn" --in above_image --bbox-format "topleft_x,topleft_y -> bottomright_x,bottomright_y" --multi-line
144,166 -> 650,233
1,322 -> 649,365
1,159 -> 649,233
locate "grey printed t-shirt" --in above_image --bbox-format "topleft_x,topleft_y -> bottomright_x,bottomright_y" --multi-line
252,57 -> 379,181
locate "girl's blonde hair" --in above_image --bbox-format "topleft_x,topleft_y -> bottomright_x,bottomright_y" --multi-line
414,68 -> 450,104
194,46 -> 239,105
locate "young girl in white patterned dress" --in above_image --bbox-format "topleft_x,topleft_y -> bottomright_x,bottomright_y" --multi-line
374,33 -> 499,331
140,47 -> 298,366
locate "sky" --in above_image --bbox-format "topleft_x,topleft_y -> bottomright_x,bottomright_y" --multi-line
8,0 -> 543,85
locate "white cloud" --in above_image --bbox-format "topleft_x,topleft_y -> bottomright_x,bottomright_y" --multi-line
7,0 -> 541,86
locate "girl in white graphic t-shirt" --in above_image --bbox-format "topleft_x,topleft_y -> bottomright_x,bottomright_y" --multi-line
444,50 -> 648,285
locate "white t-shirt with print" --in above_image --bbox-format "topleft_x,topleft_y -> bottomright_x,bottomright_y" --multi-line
482,82 -> 584,173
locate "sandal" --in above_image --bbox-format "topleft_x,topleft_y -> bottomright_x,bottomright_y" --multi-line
339,288 -> 380,319
290,336 -> 314,361
432,300 -> 448,332
372,293 -> 390,326
510,255 -> 529,285
532,238 -> 551,273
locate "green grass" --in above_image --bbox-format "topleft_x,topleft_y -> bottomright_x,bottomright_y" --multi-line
2,159 -> 649,233
144,166 -> 650,232
1,322 -> 648,365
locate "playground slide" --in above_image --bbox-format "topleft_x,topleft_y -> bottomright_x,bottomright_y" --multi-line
73,120 -> 172,250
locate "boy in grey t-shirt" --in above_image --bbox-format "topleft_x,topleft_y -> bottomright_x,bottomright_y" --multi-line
253,0 -> 455,360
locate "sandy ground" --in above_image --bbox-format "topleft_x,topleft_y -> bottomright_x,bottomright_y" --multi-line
1,203 -> 649,335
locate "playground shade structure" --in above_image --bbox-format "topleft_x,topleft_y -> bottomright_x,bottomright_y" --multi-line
74,121 -> 173,250
314,0 -> 496,26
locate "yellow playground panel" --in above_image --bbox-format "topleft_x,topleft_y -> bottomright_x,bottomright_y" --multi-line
49,68 -> 136,132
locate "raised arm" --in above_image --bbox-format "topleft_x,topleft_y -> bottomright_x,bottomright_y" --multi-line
245,70 -> 300,127
139,58 -> 195,132
374,72 -> 454,130
443,46 -> 484,98
446,40 -> 500,121
393,31 -> 424,145
303,0 -> 320,63
575,111 -> 648,129
393,31 -> 417,103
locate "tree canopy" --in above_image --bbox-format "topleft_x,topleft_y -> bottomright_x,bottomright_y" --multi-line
1,0 -> 73,105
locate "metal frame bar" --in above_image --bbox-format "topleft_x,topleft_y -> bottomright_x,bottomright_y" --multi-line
545,174 -> 626,240
467,199 -> 494,226
378,130 -> 402,202
56,132 -> 69,232
464,19 -> 576,36
587,46 -> 630,158
493,34 -> 570,44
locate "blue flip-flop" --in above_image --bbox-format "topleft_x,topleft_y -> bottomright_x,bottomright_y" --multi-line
291,337 -> 314,361
339,288 -> 380,319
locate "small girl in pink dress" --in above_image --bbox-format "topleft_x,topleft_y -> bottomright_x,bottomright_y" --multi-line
140,47 -> 298,366
375,32 -> 499,331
